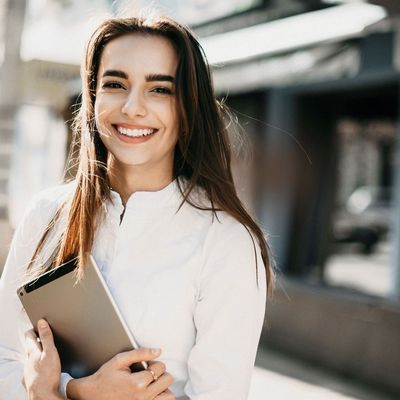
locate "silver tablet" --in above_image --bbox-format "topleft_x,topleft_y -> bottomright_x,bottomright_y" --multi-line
17,254 -> 147,378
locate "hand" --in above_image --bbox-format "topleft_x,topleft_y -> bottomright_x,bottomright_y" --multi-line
23,319 -> 64,400
67,348 -> 175,400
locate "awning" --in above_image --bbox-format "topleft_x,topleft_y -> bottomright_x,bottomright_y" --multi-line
211,43 -> 360,94
200,3 -> 387,65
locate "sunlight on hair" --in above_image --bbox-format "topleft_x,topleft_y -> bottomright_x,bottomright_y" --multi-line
114,0 -> 175,24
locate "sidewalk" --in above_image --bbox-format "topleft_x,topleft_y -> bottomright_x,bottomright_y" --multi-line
250,346 -> 396,400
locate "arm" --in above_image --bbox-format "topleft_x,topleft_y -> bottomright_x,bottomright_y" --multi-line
0,197 -> 47,399
0,188 -> 68,399
184,220 -> 267,400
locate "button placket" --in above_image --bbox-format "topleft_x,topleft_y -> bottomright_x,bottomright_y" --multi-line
100,194 -> 125,275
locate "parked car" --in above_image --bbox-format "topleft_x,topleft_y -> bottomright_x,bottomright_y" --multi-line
333,186 -> 392,254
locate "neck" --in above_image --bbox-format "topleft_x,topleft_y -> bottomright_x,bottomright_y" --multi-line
107,158 -> 174,205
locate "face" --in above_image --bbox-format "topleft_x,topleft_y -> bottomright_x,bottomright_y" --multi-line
94,33 -> 179,174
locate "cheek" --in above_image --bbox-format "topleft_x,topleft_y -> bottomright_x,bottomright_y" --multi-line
164,100 -> 179,131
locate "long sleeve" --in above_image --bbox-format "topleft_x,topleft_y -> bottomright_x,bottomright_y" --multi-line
0,186 -> 70,399
184,219 -> 267,400
0,197 -> 46,399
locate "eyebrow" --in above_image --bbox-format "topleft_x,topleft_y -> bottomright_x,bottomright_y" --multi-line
102,70 -> 175,83
103,70 -> 128,79
146,73 -> 175,83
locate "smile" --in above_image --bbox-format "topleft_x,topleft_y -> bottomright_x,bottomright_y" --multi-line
116,126 -> 157,138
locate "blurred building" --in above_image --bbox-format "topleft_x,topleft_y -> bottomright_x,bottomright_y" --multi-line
189,0 -> 400,396
1,0 -> 400,397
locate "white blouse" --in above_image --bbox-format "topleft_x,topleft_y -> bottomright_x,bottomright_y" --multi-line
0,178 -> 267,400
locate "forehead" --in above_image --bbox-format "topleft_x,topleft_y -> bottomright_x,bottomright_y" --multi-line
98,33 -> 178,77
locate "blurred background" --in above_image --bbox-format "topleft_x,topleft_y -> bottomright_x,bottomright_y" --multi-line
1,0 -> 399,399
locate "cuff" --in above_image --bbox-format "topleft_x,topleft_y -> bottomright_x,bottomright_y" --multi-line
59,372 -> 73,398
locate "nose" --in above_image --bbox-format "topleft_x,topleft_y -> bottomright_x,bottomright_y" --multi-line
121,89 -> 147,118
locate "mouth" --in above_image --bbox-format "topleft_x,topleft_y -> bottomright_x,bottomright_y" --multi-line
114,125 -> 158,138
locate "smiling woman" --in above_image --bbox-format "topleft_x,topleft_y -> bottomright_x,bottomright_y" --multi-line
0,14 -> 274,400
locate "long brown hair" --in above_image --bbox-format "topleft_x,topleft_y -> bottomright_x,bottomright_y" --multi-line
28,15 -> 275,294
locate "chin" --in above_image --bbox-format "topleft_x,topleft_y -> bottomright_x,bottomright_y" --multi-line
105,144 -> 152,166
113,155 -> 152,167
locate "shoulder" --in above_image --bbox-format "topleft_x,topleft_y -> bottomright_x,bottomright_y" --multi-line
26,181 -> 75,214
207,211 -> 259,259
177,180 -> 263,266
179,182 -> 259,253
175,182 -> 267,290
29,181 -> 75,208
213,211 -> 251,235
3,182 -> 76,287
17,181 -> 76,233
198,211 -> 266,295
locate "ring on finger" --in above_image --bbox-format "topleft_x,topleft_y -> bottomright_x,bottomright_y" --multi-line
147,368 -> 158,382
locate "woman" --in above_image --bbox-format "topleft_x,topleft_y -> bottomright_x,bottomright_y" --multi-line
0,15 -> 274,400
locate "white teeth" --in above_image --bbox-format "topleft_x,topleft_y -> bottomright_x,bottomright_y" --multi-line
117,126 -> 155,137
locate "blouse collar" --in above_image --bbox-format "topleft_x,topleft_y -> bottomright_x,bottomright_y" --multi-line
106,177 -> 184,216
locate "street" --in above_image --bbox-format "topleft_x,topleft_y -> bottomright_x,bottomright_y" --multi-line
249,346 -> 396,400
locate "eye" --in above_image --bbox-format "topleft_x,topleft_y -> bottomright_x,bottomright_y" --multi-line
102,81 -> 124,89
151,87 -> 172,95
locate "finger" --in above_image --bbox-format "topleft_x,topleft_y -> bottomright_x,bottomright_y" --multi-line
147,372 -> 174,399
155,390 -> 175,400
148,361 -> 166,378
37,319 -> 57,355
113,348 -> 161,368
132,361 -> 166,387
25,329 -> 42,356
156,389 -> 174,397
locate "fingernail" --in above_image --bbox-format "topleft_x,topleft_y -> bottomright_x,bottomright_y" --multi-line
38,319 -> 47,330
151,348 -> 161,355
